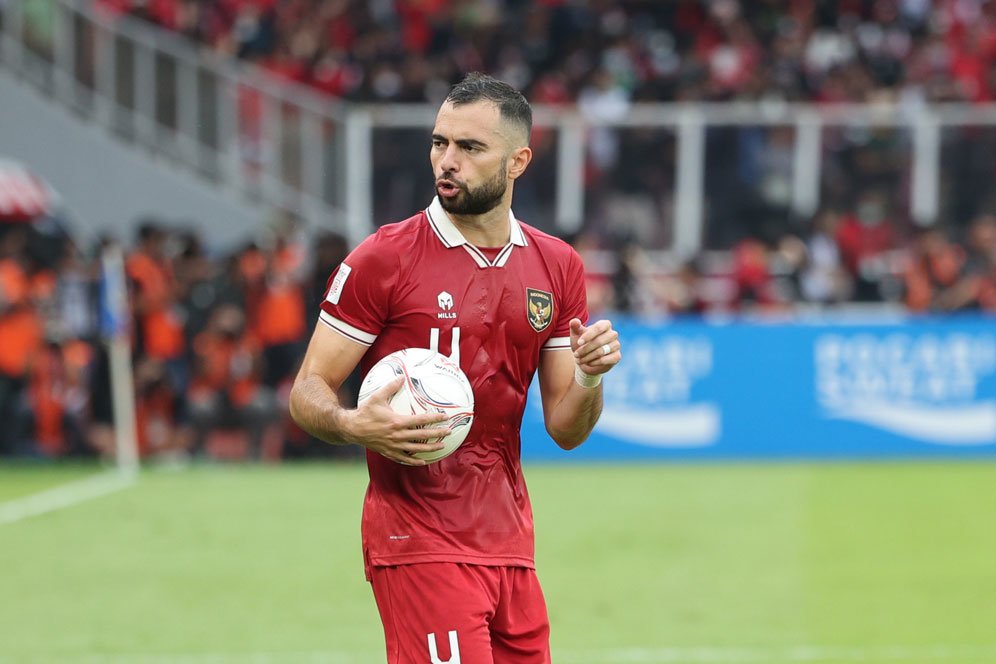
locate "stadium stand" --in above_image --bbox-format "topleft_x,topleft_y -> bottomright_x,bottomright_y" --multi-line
2,0 -> 995,460
93,0 -> 996,105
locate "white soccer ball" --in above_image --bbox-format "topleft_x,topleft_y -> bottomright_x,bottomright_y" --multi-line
358,348 -> 475,463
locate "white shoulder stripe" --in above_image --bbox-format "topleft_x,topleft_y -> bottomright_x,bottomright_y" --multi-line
542,336 -> 572,350
319,311 -> 377,346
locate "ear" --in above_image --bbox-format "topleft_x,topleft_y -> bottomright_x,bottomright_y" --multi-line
507,146 -> 533,181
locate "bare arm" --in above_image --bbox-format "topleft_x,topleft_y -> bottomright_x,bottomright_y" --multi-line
538,318 -> 621,450
289,323 -> 451,466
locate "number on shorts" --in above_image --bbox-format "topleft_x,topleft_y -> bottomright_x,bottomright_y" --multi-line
427,629 -> 460,664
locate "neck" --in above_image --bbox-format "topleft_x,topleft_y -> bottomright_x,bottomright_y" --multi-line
449,195 -> 514,247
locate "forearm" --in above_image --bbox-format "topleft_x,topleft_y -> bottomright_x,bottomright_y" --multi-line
546,379 -> 603,450
288,373 -> 354,446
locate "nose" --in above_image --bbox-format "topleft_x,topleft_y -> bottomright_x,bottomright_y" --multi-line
438,143 -> 460,176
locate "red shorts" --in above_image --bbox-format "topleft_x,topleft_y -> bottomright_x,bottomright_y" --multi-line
369,563 -> 551,664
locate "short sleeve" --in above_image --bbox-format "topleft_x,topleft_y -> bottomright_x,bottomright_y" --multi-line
318,234 -> 396,346
542,247 -> 588,351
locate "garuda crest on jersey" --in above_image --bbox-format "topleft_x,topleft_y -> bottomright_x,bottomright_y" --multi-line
526,288 -> 553,332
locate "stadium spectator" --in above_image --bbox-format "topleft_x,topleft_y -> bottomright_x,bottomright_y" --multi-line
254,219 -> 308,389
188,303 -> 279,460
27,336 -> 93,457
86,344 -> 117,460
729,237 -> 780,309
835,189 -> 898,301
126,221 -> 194,456
174,230 -> 219,348
800,208 -> 852,304
0,225 -> 43,455
902,226 -> 964,312
938,213 -> 996,311
660,258 -> 711,316
306,231 -> 348,329
769,232 -> 809,304
86,238 -> 121,460
280,228 -> 363,459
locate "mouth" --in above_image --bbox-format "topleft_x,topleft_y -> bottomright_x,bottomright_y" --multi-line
436,179 -> 462,198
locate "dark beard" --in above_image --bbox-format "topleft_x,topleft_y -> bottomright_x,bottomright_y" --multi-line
437,165 -> 507,216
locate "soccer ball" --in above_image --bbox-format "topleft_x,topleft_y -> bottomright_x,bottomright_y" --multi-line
358,348 -> 475,463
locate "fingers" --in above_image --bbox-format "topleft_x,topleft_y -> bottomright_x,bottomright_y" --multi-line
574,324 -> 621,367
355,395 -> 452,465
392,426 -> 452,442
380,437 -> 449,466
370,375 -> 405,403
381,416 -> 451,466
410,410 -> 450,427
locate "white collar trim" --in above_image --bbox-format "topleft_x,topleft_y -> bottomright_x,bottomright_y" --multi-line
425,197 -> 528,251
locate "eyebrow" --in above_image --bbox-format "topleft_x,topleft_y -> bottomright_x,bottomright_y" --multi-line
431,134 -> 488,150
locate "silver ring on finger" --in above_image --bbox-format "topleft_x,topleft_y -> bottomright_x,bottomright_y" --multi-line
601,343 -> 612,356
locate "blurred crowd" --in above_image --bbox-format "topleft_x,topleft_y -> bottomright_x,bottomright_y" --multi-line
3,0 -> 996,460
0,214 -> 361,462
87,0 -> 996,230
582,208 -> 996,316
95,0 -> 996,105
15,1 -> 996,249
2,205 -> 995,461
76,1 -> 996,249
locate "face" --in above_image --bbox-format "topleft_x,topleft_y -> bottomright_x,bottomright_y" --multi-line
438,154 -> 508,216
430,100 -> 529,216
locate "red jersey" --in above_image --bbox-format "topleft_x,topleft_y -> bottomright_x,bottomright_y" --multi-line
319,198 -> 587,574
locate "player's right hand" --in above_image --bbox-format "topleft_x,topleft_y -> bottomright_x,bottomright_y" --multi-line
344,376 -> 451,466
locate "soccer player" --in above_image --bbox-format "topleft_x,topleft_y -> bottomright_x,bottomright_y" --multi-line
289,72 -> 622,664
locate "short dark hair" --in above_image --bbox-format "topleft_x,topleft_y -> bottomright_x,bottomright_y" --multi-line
136,218 -> 164,244
446,72 -> 532,143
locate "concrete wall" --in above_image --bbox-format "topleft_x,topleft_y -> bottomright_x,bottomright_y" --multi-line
0,69 -> 267,250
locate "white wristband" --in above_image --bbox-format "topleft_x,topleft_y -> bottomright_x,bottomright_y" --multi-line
574,365 -> 602,388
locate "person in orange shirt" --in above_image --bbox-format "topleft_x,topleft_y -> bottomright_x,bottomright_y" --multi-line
255,235 -> 307,389
126,221 -> 193,456
27,335 -> 92,458
902,227 -> 965,312
188,303 -> 278,460
936,214 -> 996,312
126,222 -> 186,363
0,226 -> 43,456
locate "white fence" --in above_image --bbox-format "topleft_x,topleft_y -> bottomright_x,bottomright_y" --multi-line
3,0 -> 996,252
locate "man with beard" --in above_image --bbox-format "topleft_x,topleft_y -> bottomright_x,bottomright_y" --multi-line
289,72 -> 622,664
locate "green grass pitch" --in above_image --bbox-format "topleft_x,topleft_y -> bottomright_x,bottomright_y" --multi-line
1,461 -> 995,663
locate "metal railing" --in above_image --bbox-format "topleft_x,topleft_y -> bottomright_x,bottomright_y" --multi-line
1,0 -> 363,240
4,0 -> 996,252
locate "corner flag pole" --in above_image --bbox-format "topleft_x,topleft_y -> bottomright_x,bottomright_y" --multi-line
100,244 -> 140,477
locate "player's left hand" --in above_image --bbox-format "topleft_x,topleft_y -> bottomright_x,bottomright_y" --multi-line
570,318 -> 621,376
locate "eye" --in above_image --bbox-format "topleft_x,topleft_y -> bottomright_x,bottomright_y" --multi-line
431,139 -> 445,149
463,145 -> 477,153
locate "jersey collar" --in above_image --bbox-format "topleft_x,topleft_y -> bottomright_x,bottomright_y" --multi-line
425,197 -> 528,268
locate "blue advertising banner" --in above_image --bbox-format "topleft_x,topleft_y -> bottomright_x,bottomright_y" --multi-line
520,315 -> 996,461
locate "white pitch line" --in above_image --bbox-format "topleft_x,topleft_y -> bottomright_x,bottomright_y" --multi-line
37,644 -> 996,664
558,644 -> 996,663
59,654 -> 374,664
0,470 -> 137,526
